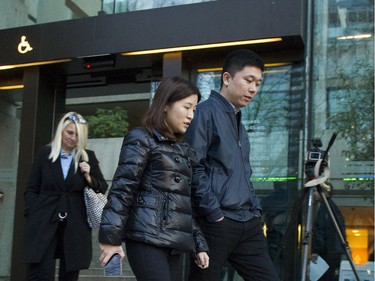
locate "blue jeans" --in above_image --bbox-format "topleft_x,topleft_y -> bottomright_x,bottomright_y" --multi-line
189,217 -> 280,281
126,239 -> 182,281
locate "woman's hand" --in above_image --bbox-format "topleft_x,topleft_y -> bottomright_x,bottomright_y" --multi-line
79,162 -> 92,185
99,244 -> 125,267
195,252 -> 209,269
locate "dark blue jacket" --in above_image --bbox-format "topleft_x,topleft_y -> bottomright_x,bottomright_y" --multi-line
184,90 -> 262,222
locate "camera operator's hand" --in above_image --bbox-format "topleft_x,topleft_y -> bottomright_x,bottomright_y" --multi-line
311,253 -> 319,263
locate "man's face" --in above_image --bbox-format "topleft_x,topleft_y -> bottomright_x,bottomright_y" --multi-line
222,66 -> 263,110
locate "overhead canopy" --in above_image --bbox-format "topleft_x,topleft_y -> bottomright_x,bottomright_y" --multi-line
0,0 -> 305,66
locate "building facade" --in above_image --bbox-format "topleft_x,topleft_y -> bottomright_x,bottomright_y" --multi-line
0,0 -> 373,280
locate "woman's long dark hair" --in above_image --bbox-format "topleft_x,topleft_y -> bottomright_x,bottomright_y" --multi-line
143,76 -> 201,139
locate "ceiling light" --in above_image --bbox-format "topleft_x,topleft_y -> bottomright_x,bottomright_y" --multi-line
0,59 -> 71,71
337,34 -> 372,40
197,62 -> 291,73
122,38 -> 283,56
0,84 -> 24,90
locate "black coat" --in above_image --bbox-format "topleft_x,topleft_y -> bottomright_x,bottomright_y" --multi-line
22,145 -> 108,271
312,198 -> 347,259
99,128 -> 208,254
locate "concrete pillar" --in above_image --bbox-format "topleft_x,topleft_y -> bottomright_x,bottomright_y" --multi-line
10,66 -> 65,281
163,52 -> 182,78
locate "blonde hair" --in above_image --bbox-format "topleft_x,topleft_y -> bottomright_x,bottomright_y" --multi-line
49,112 -> 89,172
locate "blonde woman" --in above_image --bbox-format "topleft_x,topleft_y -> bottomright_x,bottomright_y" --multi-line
22,112 -> 108,281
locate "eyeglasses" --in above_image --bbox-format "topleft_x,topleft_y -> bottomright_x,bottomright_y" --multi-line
65,114 -> 87,124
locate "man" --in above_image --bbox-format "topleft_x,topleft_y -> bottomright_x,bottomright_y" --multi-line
184,49 -> 279,281
312,184 -> 347,281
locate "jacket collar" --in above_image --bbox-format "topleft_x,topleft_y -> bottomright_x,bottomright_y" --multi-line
210,90 -> 239,113
152,128 -> 176,142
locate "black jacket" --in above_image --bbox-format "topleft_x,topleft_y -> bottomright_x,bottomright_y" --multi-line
99,128 -> 208,254
312,197 -> 347,259
22,145 -> 108,271
183,90 -> 262,222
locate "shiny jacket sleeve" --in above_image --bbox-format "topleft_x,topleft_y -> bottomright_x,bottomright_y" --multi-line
99,129 -> 150,245
192,217 -> 209,254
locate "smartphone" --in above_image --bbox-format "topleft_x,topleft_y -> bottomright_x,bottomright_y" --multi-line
104,253 -> 122,276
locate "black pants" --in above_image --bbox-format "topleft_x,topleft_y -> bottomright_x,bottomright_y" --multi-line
189,217 -> 280,281
26,222 -> 79,281
126,239 -> 182,281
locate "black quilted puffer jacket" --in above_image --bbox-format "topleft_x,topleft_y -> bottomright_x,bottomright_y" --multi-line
99,127 -> 208,255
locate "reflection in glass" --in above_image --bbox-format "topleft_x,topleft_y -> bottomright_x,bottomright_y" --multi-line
312,0 -> 374,276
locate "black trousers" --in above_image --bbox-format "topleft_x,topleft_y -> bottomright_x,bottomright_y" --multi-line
126,239 -> 182,281
189,217 -> 280,281
26,221 -> 79,281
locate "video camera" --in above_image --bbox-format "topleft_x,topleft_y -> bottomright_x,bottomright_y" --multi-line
304,138 -> 327,179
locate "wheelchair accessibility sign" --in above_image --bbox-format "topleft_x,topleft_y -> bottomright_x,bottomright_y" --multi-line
18,36 -> 33,54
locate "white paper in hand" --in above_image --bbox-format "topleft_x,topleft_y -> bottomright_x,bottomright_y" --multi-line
310,254 -> 329,281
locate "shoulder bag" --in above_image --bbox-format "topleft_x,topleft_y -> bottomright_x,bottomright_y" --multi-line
84,186 -> 107,229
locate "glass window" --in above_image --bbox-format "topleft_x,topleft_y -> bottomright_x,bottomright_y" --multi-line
114,0 -> 216,13
1,0 -> 217,29
312,0 -> 374,272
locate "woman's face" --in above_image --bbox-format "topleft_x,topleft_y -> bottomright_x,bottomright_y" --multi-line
164,94 -> 198,137
61,122 -> 78,152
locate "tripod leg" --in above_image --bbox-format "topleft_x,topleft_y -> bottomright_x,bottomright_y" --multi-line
301,187 -> 315,281
317,186 -> 362,281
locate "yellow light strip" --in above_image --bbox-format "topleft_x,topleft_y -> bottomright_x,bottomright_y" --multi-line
337,34 -> 372,40
265,62 -> 292,67
0,59 -> 72,70
197,67 -> 223,73
0,84 -> 24,90
197,62 -> 292,73
122,38 -> 283,56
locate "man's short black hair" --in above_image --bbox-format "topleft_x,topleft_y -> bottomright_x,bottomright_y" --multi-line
221,49 -> 264,87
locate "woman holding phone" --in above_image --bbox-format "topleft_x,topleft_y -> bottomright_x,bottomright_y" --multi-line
99,76 -> 209,281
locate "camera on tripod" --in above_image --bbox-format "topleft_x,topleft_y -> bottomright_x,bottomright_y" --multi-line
305,138 -> 327,179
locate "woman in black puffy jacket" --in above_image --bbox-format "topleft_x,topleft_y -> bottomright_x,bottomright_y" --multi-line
98,76 -> 209,281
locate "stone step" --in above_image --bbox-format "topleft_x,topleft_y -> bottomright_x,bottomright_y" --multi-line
80,267 -> 134,276
76,275 -> 136,281
55,267 -> 136,281
77,270 -> 136,281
